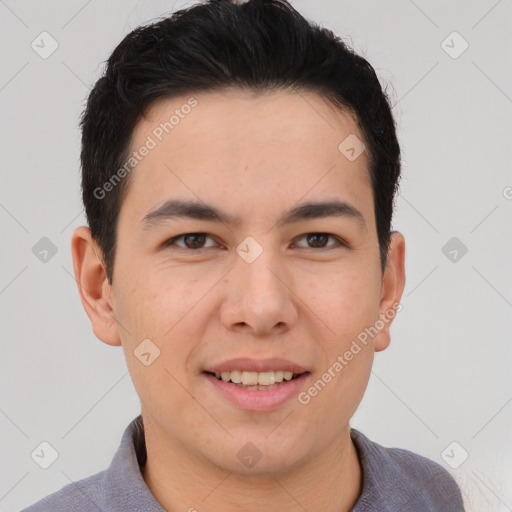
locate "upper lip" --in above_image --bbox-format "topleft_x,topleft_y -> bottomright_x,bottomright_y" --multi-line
204,357 -> 309,374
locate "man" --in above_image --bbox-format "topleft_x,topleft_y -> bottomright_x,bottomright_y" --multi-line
23,0 -> 465,510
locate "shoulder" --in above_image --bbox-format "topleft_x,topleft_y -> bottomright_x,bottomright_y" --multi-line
350,429 -> 465,512
21,415 -> 163,512
20,470 -> 105,512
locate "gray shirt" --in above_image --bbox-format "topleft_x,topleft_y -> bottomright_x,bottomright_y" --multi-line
22,415 -> 465,511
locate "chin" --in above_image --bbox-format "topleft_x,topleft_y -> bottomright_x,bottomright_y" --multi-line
204,437 -> 306,477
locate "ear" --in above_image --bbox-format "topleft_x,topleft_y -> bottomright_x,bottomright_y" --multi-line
374,231 -> 406,352
71,226 -> 121,346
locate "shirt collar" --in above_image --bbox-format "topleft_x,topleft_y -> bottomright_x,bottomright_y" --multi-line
100,415 -> 164,511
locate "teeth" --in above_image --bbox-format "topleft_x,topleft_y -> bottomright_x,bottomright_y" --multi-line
214,370 -> 298,385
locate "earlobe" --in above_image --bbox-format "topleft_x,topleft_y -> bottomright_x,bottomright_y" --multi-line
71,226 -> 122,347
374,231 -> 406,352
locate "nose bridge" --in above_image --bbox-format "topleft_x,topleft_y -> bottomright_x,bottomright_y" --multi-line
236,243 -> 285,305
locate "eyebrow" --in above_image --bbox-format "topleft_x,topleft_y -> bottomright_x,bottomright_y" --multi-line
141,199 -> 366,230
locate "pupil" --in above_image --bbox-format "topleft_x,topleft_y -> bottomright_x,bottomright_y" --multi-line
307,233 -> 327,248
185,234 -> 205,248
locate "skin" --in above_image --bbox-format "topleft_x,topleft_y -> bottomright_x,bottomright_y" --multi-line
72,88 -> 405,512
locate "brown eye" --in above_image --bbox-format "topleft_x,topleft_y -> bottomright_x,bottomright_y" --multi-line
294,233 -> 344,249
183,234 -> 206,248
307,233 -> 329,248
165,233 -> 216,249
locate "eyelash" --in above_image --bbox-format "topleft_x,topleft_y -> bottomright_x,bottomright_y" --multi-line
163,232 -> 347,251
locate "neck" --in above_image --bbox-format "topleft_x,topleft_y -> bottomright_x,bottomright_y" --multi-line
140,414 -> 362,512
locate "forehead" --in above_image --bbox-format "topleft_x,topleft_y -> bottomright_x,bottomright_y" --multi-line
120,88 -> 373,225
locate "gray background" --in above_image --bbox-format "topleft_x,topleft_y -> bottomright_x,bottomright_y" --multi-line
1,1 -> 511,511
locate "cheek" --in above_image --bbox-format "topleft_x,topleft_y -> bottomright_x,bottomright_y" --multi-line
114,258 -> 197,339
308,268 -> 379,416
114,274 -> 202,418
298,344 -> 374,442
308,264 -> 382,343
114,267 -> 210,384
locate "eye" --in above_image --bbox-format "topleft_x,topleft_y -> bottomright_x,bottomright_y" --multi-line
162,232 -> 345,251
164,233 -> 217,250
293,233 -> 346,249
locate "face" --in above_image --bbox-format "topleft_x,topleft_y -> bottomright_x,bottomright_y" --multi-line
74,88 -> 405,476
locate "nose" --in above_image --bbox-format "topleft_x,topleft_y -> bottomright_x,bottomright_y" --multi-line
219,248 -> 298,336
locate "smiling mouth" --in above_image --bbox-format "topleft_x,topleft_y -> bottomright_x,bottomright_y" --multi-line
204,370 -> 307,390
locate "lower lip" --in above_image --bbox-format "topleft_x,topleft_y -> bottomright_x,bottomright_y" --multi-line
203,372 -> 310,411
